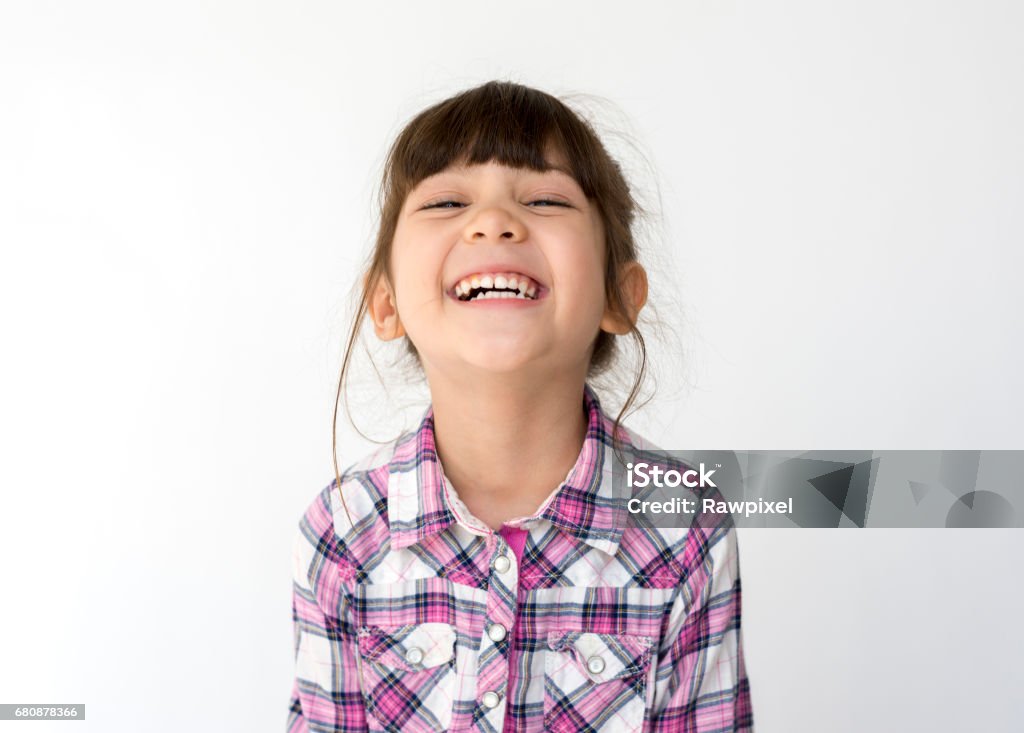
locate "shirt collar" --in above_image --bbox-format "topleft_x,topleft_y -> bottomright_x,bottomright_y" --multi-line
387,384 -> 630,557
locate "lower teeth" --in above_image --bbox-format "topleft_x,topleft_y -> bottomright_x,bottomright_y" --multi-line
464,289 -> 533,301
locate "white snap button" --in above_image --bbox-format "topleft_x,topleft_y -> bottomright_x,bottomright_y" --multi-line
481,690 -> 501,709
487,623 -> 507,642
493,554 -> 511,573
404,646 -> 424,665
586,655 -> 606,675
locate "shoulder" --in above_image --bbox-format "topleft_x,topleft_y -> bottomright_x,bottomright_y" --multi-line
614,424 -> 737,580
292,436 -> 407,578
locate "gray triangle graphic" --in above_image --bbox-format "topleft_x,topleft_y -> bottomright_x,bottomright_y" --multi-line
808,464 -> 855,514
956,490 -> 976,510
909,481 -> 931,505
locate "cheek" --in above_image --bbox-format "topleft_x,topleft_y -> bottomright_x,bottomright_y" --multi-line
559,239 -> 607,304
392,221 -> 450,274
551,266 -> 607,334
390,239 -> 439,299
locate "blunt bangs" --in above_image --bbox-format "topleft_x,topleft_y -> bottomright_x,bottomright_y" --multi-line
386,81 -> 606,204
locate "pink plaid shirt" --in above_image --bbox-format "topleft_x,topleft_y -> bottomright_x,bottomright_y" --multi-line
288,385 -> 753,732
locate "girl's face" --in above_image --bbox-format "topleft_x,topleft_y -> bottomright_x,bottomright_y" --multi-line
378,160 -> 615,380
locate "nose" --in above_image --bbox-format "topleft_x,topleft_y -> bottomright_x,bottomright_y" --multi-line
462,205 -> 527,244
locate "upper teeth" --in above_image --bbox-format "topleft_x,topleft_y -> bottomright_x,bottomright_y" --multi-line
454,272 -> 539,301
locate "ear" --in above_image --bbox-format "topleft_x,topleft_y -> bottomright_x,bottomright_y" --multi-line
599,261 -> 648,335
366,273 -> 406,341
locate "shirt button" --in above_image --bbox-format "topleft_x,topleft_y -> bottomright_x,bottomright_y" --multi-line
481,690 -> 501,709
493,554 -> 511,574
487,623 -> 508,642
586,655 -> 606,675
404,647 -> 424,665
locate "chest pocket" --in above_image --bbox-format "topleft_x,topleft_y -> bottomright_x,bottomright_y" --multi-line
356,622 -> 458,733
544,630 -> 654,733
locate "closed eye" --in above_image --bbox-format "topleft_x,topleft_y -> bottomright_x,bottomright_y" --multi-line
528,199 -> 571,208
421,200 -> 465,210
421,199 -> 571,210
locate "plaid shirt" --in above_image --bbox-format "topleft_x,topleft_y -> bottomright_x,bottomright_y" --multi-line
288,385 -> 753,732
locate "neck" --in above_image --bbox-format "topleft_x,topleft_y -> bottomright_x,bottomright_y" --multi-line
425,368 -> 589,532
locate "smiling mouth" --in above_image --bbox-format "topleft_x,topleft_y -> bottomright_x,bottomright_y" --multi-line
451,271 -> 543,302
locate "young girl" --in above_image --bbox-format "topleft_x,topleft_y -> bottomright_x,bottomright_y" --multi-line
288,80 -> 752,733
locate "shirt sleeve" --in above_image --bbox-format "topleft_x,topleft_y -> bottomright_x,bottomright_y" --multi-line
647,522 -> 754,731
287,491 -> 368,732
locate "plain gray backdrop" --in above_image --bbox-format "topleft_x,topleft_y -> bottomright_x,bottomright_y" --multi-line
1,1 -> 1022,731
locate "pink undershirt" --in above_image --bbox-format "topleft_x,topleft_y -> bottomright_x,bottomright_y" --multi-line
497,525 -> 528,733
498,524 -> 528,564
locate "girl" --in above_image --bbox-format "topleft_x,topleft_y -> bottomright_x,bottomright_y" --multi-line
288,80 -> 752,733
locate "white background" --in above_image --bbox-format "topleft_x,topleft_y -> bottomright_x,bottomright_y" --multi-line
2,1 -> 1022,731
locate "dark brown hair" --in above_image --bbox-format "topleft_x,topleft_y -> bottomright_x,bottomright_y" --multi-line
332,80 -> 649,522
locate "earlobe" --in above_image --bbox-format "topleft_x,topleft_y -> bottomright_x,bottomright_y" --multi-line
366,275 -> 406,341
599,261 -> 649,335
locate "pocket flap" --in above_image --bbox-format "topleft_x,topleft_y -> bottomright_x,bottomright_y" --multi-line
547,630 -> 653,683
358,622 -> 456,671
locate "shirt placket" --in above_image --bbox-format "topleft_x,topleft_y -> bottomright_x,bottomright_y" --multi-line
473,531 -> 520,732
